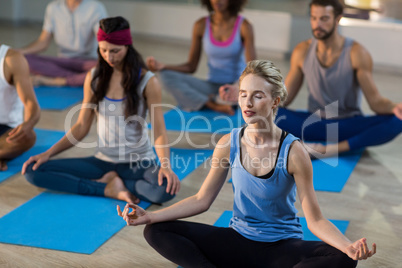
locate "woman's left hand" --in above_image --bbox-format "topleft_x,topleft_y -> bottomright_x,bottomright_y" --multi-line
117,203 -> 151,226
158,167 -> 180,195
345,238 -> 376,260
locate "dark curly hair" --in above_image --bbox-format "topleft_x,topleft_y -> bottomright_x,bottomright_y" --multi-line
200,0 -> 248,16
309,0 -> 344,17
91,16 -> 147,118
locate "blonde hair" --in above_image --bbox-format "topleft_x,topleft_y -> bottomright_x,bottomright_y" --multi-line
239,60 -> 288,116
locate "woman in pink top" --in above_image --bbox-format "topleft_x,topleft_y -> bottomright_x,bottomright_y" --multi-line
147,0 -> 256,115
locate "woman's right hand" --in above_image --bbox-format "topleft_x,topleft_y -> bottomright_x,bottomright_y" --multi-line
117,203 -> 151,226
146,56 -> 165,72
21,151 -> 51,175
345,238 -> 376,260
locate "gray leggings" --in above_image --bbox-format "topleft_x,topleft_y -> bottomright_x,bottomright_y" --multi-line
158,70 -> 222,111
25,156 -> 174,204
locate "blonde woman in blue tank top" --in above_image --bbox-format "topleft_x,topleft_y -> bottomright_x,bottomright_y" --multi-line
118,60 -> 376,267
146,0 -> 256,115
22,17 -> 180,205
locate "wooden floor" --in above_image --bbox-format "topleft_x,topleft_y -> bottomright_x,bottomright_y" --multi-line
0,23 -> 401,268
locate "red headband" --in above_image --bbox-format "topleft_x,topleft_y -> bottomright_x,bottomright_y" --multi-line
97,28 -> 132,45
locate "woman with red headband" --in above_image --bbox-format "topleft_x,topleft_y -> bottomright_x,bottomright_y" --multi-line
22,16 -> 180,205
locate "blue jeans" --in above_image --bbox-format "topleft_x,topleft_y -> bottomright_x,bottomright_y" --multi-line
276,108 -> 402,150
25,156 -> 175,204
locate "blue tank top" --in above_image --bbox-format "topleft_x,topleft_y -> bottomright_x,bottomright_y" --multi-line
303,37 -> 362,118
229,127 -> 303,242
202,16 -> 246,84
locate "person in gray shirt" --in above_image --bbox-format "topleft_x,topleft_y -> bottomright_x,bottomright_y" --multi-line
19,0 -> 108,87
221,0 -> 402,158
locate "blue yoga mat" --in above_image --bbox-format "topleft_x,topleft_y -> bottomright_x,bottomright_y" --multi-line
312,150 -> 363,192
227,150 -> 363,193
214,210 -> 349,241
0,129 -> 64,184
158,108 -> 245,134
35,86 -> 83,110
0,148 -> 213,254
0,193 -> 128,254
161,148 -> 213,179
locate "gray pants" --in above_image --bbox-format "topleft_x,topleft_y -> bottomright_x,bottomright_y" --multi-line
158,70 -> 222,111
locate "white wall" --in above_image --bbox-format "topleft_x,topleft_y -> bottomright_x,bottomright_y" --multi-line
1,0 -> 401,69
0,0 -> 17,20
339,18 -> 402,70
102,0 -> 402,69
0,0 -> 49,21
102,1 -> 295,57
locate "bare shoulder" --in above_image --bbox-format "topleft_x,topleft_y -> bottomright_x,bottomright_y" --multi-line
5,48 -> 28,70
241,18 -> 253,30
3,48 -> 29,84
290,39 -> 311,65
294,40 -> 311,56
215,133 -> 231,156
194,17 -> 207,35
287,140 -> 311,176
195,16 -> 207,25
240,18 -> 254,39
211,133 -> 231,167
82,70 -> 95,101
288,140 -> 309,161
143,73 -> 162,99
350,41 -> 372,68
145,74 -> 161,92
217,133 -> 231,147
350,41 -> 370,56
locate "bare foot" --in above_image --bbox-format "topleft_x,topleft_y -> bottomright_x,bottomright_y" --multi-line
0,160 -> 8,171
31,75 -> 40,86
303,142 -> 343,159
32,75 -> 67,87
104,176 -> 140,204
96,171 -> 118,184
205,100 -> 235,115
303,142 -> 326,155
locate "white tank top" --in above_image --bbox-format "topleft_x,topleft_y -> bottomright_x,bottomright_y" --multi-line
94,70 -> 156,163
0,45 -> 23,128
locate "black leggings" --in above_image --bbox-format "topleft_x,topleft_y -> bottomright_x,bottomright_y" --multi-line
144,221 -> 357,268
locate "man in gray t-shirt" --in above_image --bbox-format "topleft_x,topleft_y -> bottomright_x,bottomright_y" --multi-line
19,0 -> 108,87
281,0 -> 402,158
220,0 -> 402,158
